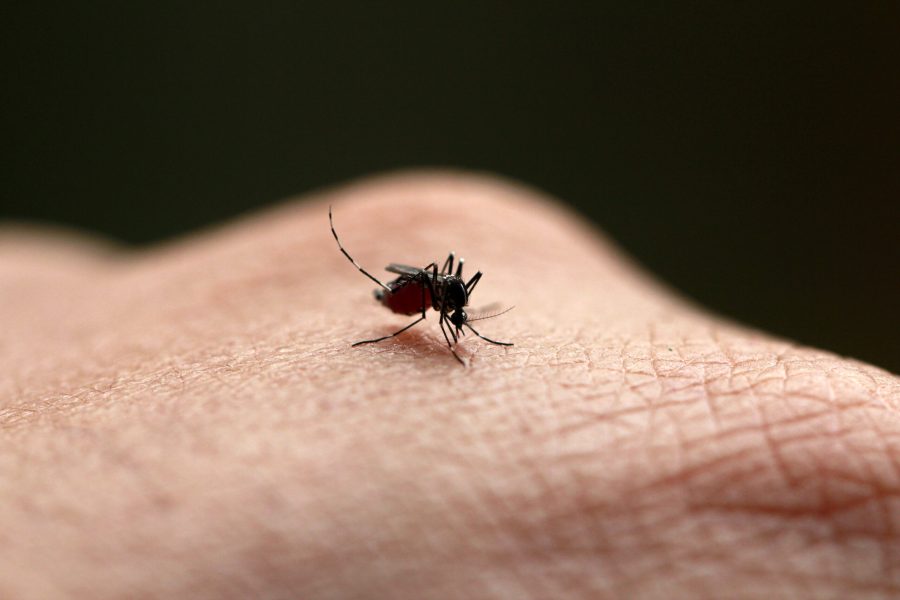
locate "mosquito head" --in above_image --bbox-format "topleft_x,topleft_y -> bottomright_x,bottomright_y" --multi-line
450,308 -> 467,328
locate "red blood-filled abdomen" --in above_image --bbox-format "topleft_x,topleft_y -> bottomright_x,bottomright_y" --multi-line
382,281 -> 431,315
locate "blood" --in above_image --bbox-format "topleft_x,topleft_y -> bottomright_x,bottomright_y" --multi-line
383,280 -> 432,315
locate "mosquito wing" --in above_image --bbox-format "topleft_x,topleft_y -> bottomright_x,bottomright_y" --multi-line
386,263 -> 433,278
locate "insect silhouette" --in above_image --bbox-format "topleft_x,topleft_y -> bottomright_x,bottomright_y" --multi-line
329,206 -> 513,365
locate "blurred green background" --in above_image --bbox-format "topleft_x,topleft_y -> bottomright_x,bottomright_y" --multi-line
2,3 -> 898,371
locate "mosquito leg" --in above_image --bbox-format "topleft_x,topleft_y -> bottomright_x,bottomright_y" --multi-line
426,263 -> 440,311
352,316 -> 425,346
439,314 -> 452,348
465,323 -> 513,346
465,271 -> 483,294
441,252 -> 454,275
441,311 -> 459,344
419,263 -> 437,318
444,303 -> 459,345
449,347 -> 465,365
438,313 -> 465,365
438,290 -> 458,346
329,206 -> 391,292
455,257 -> 465,279
420,278 -> 427,319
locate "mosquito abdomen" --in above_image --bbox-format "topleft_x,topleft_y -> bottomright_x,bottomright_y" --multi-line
382,280 -> 432,316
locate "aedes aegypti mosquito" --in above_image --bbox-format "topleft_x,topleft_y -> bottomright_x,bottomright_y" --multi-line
329,207 -> 512,365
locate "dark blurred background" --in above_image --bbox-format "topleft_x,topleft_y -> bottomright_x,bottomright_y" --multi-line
2,3 -> 898,371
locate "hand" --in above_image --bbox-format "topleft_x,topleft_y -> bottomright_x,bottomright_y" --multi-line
2,172 -> 898,599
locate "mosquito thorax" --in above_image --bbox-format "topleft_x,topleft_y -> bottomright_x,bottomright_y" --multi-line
447,279 -> 467,309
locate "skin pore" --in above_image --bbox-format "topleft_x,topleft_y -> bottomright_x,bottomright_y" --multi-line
1,172 -> 899,599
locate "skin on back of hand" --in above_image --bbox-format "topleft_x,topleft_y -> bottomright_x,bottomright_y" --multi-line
1,172 -> 897,600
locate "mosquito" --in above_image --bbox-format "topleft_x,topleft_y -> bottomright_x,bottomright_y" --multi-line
329,206 -> 513,365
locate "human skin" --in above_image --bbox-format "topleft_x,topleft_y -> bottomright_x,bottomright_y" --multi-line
1,172 -> 899,599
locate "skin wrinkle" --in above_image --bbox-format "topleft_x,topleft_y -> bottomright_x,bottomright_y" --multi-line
502,330 -> 900,592
1,171 -> 900,598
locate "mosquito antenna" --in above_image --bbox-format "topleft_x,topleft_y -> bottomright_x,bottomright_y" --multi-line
467,305 -> 515,322
329,206 -> 391,292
